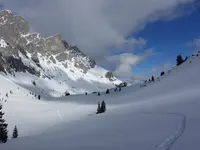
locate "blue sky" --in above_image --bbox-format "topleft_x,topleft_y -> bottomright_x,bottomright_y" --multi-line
132,7 -> 200,76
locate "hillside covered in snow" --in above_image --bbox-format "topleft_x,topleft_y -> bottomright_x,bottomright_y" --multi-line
0,10 -> 121,95
0,47 -> 200,149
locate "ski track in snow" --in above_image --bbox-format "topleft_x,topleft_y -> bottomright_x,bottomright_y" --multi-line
57,109 -> 63,121
142,112 -> 186,150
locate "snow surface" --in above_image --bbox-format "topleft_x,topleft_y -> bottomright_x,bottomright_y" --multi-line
0,39 -> 8,48
1,55 -> 200,149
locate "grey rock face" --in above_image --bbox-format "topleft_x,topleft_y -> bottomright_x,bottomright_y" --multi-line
0,10 -> 29,47
0,10 -> 96,76
105,72 -> 116,81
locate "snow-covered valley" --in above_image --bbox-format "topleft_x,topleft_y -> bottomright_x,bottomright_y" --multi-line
0,53 -> 200,149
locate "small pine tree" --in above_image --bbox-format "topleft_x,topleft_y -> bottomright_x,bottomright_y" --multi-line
98,92 -> 100,96
12,125 -> 18,139
144,80 -> 147,84
119,87 -> 121,92
38,95 -> 41,100
160,71 -> 165,76
176,55 -> 184,66
0,104 -> 8,143
101,101 -> 106,113
106,89 -> 110,94
151,76 -> 155,82
65,92 -> 70,96
96,102 -> 101,114
32,81 -> 36,86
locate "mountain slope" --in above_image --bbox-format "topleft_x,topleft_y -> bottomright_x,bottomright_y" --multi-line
0,50 -> 200,149
0,10 -> 120,95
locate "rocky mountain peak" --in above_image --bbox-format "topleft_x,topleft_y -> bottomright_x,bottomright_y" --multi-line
0,10 -> 96,76
0,10 -> 30,47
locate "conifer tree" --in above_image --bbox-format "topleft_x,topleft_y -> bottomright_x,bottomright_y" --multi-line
101,101 -> 106,113
98,92 -> 100,96
119,87 -> 121,92
151,76 -> 155,82
160,71 -> 165,76
0,104 -> 8,143
106,89 -> 110,94
176,55 -> 184,66
12,125 -> 18,139
96,102 -> 101,114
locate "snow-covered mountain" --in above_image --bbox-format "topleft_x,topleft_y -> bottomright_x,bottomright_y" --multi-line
0,10 -> 120,95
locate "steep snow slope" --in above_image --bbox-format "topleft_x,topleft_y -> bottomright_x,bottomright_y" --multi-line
0,75 -> 97,138
5,63 -> 121,97
1,56 -> 200,149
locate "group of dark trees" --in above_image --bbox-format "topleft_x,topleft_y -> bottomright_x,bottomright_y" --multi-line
0,104 -> 18,144
65,91 -> 70,96
114,87 -> 121,92
105,72 -> 115,81
176,55 -> 190,66
117,82 -> 128,87
30,92 -> 41,100
144,76 -> 155,84
176,55 -> 184,66
97,87 -> 122,96
141,54 -> 189,88
96,101 -> 106,114
92,83 -> 125,96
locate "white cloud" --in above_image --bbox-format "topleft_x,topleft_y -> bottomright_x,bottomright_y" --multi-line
114,63 -> 133,78
108,50 -> 158,78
